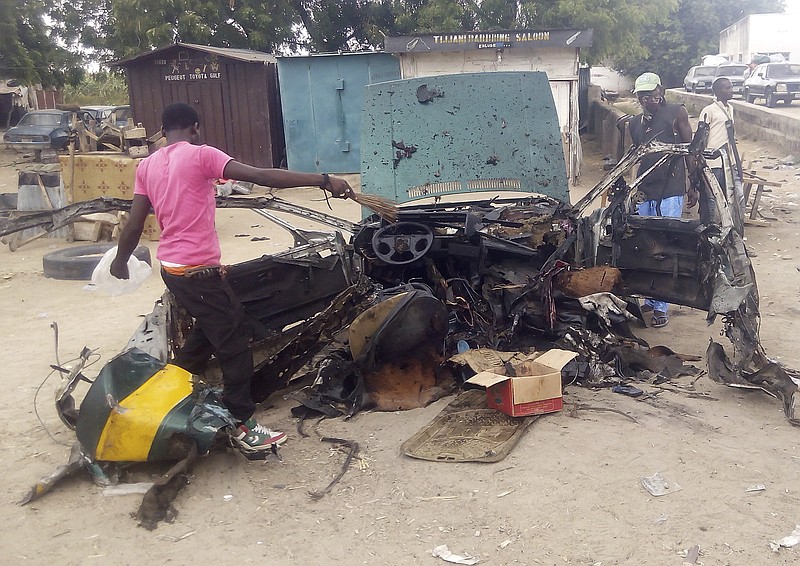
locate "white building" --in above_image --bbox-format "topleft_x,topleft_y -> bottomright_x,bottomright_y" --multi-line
719,13 -> 800,63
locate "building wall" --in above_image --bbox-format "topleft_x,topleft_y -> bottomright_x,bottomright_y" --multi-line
590,66 -> 633,93
395,47 -> 581,181
720,14 -> 800,63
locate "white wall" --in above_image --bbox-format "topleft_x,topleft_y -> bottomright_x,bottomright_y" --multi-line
720,13 -> 800,62
590,66 -> 633,92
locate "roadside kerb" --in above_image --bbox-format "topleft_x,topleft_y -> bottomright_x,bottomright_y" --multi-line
588,85 -> 800,159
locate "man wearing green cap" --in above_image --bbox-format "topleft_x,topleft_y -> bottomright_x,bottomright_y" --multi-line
628,72 -> 697,328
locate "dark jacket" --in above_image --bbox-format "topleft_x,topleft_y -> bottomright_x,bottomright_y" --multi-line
629,103 -> 687,201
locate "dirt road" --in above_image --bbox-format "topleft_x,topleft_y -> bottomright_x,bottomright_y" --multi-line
0,139 -> 798,565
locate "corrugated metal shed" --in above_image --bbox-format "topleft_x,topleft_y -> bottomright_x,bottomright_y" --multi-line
276,52 -> 400,173
112,43 -> 284,167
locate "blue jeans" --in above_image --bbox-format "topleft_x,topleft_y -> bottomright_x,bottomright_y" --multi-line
637,195 -> 684,315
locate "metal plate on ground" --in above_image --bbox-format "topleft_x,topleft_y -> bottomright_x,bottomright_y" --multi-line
400,390 -> 538,463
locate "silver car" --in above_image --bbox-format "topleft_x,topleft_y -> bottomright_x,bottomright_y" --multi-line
743,62 -> 800,106
714,64 -> 748,96
683,66 -> 717,93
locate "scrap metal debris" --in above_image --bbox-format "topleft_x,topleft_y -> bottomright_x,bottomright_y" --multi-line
18,71 -> 800,530
641,472 -> 683,497
682,544 -> 701,565
20,442 -> 86,505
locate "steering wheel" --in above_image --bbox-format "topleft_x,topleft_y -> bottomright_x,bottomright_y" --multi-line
371,222 -> 434,265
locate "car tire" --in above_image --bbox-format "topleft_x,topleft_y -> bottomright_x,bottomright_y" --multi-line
766,89 -> 777,108
745,88 -> 755,103
43,243 -> 152,280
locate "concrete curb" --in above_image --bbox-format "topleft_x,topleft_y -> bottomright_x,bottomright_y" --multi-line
667,89 -> 800,155
587,85 -> 800,159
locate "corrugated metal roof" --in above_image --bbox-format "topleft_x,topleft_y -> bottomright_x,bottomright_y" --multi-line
113,42 -> 276,67
275,51 -> 388,59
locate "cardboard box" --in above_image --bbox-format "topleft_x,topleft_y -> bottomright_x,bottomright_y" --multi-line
465,349 -> 577,417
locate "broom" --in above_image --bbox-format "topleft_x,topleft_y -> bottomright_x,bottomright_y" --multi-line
349,191 -> 399,223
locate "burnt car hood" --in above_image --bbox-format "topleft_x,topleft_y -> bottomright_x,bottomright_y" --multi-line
360,72 -> 569,207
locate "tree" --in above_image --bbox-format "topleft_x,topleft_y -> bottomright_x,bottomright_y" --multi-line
613,0 -> 785,87
367,0 -> 677,63
0,0 -> 83,87
40,0 -> 779,84
41,0 -> 686,64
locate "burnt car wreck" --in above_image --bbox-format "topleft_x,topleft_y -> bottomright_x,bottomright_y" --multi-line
11,72 -> 798,526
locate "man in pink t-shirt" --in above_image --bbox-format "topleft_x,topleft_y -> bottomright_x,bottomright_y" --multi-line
111,102 -> 353,454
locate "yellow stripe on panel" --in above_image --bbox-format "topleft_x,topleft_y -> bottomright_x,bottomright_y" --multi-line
95,365 -> 193,461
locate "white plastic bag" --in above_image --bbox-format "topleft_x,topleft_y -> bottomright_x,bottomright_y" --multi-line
90,245 -> 152,297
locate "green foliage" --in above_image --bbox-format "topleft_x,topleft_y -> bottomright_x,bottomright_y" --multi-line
613,0 -> 785,87
63,71 -> 128,105
48,0 -> 303,61
7,0 -> 789,94
520,0 -> 678,64
0,0 -> 83,88
34,0 -> 686,62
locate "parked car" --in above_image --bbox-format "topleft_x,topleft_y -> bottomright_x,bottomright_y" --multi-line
2,110 -> 74,156
80,105 -> 114,130
743,62 -> 800,106
81,104 -> 133,133
684,66 -> 718,93
714,63 -> 748,96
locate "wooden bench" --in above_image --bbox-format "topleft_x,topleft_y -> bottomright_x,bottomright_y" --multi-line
742,173 -> 781,221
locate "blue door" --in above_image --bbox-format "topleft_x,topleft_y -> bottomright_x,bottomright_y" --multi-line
277,53 -> 400,173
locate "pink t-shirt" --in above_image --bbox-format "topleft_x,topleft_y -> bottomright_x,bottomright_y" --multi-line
134,142 -> 232,265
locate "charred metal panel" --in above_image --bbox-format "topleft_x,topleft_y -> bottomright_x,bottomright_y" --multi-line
225,238 -> 352,333
360,72 -> 569,205
596,216 -> 712,310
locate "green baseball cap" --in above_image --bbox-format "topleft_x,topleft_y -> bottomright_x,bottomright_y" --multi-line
634,72 -> 661,93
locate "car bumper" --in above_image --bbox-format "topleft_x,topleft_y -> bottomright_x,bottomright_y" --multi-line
4,141 -> 54,152
4,138 -> 69,152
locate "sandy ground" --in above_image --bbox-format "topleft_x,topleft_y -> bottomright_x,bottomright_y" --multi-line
0,135 -> 799,566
